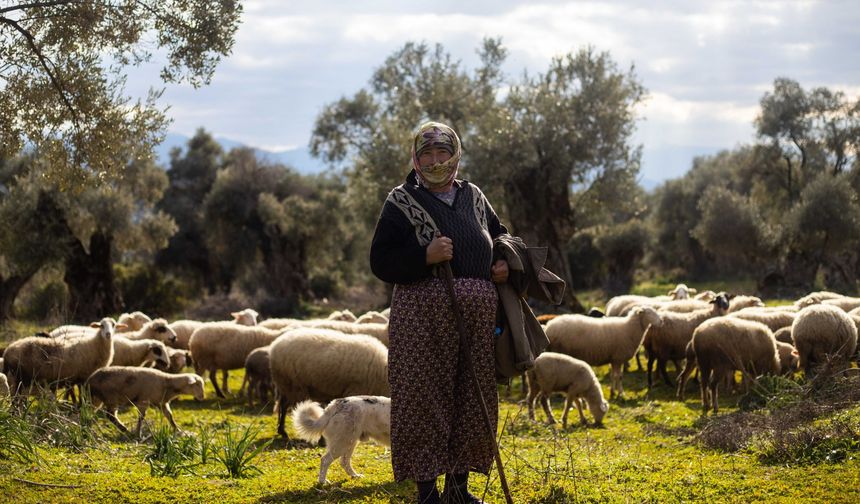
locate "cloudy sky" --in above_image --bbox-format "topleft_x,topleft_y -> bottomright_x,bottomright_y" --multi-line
126,0 -> 860,185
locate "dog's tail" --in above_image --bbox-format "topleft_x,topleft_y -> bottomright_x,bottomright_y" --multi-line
291,400 -> 331,443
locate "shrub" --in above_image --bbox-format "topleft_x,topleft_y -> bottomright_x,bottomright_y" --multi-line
213,422 -> 270,478
144,424 -> 200,478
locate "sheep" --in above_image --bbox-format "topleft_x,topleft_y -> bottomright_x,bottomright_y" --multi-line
544,306 -> 663,399
116,311 -> 152,333
668,283 -> 696,300
795,291 -> 844,308
656,299 -> 711,314
0,372 -> 8,397
604,295 -> 668,317
49,317 -> 118,338
643,294 -> 731,389
678,318 -> 780,414
822,296 -> 860,312
288,320 -> 389,347
188,323 -> 284,398
86,367 -> 205,437
269,328 -> 390,438
729,308 -> 796,332
327,309 -> 357,322
56,318 -> 177,346
355,311 -> 389,324
776,341 -> 799,376
240,345 -> 272,408
3,318 -> 118,400
774,326 -> 793,345
110,338 -> 170,369
791,304 -> 858,376
526,352 -> 609,428
169,308 -> 260,350
154,347 -> 192,374
380,307 -> 390,318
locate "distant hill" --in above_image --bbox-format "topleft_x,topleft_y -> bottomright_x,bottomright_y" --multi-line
154,132 -> 328,175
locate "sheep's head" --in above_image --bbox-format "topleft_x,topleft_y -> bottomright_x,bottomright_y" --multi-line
634,307 -> 663,329
232,308 -> 259,326
117,312 -> 152,332
90,318 -> 120,340
148,342 -> 170,369
695,290 -> 717,302
184,374 -> 205,400
593,400 -> 610,426
729,295 -> 765,312
710,293 -> 731,312
668,284 -> 696,300
146,319 -> 177,344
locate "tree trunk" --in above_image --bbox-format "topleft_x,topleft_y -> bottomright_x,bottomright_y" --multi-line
64,231 -> 123,322
503,168 -> 584,312
0,275 -> 30,323
258,232 -> 312,314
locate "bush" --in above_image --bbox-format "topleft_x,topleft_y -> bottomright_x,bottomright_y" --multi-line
115,262 -> 191,318
213,422 -> 270,478
144,425 -> 200,478
17,280 -> 68,322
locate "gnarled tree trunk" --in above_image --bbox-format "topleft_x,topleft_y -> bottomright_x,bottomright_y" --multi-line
64,231 -> 123,322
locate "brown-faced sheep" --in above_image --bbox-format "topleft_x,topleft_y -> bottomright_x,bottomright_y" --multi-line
791,304 -> 858,376
643,294 -> 730,389
3,318 -> 118,400
544,307 -> 663,399
188,323 -> 284,398
269,328 -> 390,438
86,367 -> 204,437
154,347 -> 191,374
526,352 -> 608,428
680,318 -> 780,414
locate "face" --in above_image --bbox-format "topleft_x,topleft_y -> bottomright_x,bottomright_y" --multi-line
417,147 -> 452,168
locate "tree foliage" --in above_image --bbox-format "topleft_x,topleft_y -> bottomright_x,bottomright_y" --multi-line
0,0 -> 241,184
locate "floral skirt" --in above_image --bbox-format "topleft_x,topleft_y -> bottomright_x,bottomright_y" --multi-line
388,276 -> 498,482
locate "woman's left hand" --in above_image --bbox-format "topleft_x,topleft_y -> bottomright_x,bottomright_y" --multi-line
491,259 -> 509,284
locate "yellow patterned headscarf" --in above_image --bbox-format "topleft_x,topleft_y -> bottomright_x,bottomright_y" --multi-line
411,121 -> 461,190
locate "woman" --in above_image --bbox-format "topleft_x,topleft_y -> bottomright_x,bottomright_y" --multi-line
370,121 -> 509,504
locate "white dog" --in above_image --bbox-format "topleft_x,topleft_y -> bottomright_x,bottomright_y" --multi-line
292,395 -> 391,484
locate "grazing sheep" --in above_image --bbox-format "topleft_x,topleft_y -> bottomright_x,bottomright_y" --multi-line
188,323 -> 284,398
111,338 -> 170,368
774,327 -> 793,345
169,308 -> 259,350
643,294 -> 731,389
776,342 -> 799,376
545,307 -> 663,399
679,318 -> 780,414
0,372 -> 8,397
3,318 -> 118,399
526,352 -> 609,428
729,308 -> 796,332
241,345 -> 272,408
270,328 -> 390,438
791,304 -> 858,376
86,367 -> 205,436
116,311 -> 152,333
355,311 -> 389,324
822,296 -> 860,312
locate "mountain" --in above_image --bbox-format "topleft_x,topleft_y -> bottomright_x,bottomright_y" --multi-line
154,132 -> 328,174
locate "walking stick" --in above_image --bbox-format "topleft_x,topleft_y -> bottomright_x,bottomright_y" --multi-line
439,261 -> 515,504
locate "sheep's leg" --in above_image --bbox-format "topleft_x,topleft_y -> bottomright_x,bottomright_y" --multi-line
340,443 -> 362,478
209,369 -> 226,398
635,349 -> 644,372
646,353 -> 655,390
576,398 -> 588,425
659,359 -> 674,387
277,394 -> 289,438
221,369 -> 230,395
525,375 -> 538,421
520,372 -> 527,396
105,408 -> 131,435
239,373 -> 250,399
161,403 -> 179,432
318,451 -> 335,484
561,395 -> 572,429
539,394 -> 556,425
709,372 -> 720,414
610,362 -> 624,399
676,360 -> 695,400
699,366 -> 711,414
135,403 -> 150,438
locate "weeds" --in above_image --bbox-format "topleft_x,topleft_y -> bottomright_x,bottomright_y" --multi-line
144,424 -> 199,478
0,399 -> 39,463
19,386 -> 106,450
753,417 -> 860,465
213,422 -> 270,478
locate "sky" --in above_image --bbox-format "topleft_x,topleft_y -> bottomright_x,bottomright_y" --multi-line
126,0 -> 860,186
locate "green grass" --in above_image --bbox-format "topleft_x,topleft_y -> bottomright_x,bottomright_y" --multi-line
1,362 -> 858,503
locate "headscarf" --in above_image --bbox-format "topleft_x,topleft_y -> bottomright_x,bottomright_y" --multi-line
411,121 -> 461,190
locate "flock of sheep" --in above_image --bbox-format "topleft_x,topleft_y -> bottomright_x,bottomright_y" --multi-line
1,285 -> 859,442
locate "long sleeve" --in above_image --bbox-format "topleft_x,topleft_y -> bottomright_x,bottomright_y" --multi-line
484,196 -> 508,240
370,203 -> 434,284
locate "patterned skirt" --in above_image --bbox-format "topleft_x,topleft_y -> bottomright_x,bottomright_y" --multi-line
388,276 -> 498,482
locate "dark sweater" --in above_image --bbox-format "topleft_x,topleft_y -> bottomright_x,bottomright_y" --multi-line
370,170 -> 507,284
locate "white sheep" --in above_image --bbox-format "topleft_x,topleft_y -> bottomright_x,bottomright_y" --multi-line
679,318 -> 780,414
729,308 -> 796,332
355,311 -> 389,324
643,294 -> 730,389
285,319 -> 389,346
0,372 -> 8,397
526,352 -> 609,427
776,341 -> 799,376
794,291 -> 845,308
111,338 -> 170,368
49,317 -> 118,338
155,347 -> 191,374
56,318 -> 177,346
327,309 -> 357,322
791,304 -> 858,376
3,318 -> 118,400
773,326 -> 793,345
544,306 -> 663,399
604,295 -> 668,317
668,283 -> 696,300
169,308 -> 259,350
240,345 -> 272,408
188,323 -> 284,398
86,367 -> 205,437
822,296 -> 860,312
116,311 -> 152,333
269,328 -> 390,438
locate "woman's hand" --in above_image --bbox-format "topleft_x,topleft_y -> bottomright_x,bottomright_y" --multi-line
426,234 -> 453,264
491,259 -> 509,284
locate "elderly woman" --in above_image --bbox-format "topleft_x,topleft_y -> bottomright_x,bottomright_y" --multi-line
370,121 -> 508,504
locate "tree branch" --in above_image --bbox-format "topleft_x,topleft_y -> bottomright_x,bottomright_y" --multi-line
0,0 -> 80,15
0,14 -> 79,126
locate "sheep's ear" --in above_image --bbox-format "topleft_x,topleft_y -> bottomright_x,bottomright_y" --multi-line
187,376 -> 197,385
116,323 -> 128,330
230,312 -> 239,318
90,321 -> 100,328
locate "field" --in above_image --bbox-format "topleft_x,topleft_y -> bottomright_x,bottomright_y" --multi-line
1,358 -> 858,503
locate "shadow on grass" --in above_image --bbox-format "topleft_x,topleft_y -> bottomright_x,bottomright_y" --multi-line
258,479 -> 411,503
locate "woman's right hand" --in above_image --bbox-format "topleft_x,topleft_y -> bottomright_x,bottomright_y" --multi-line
426,234 -> 453,264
